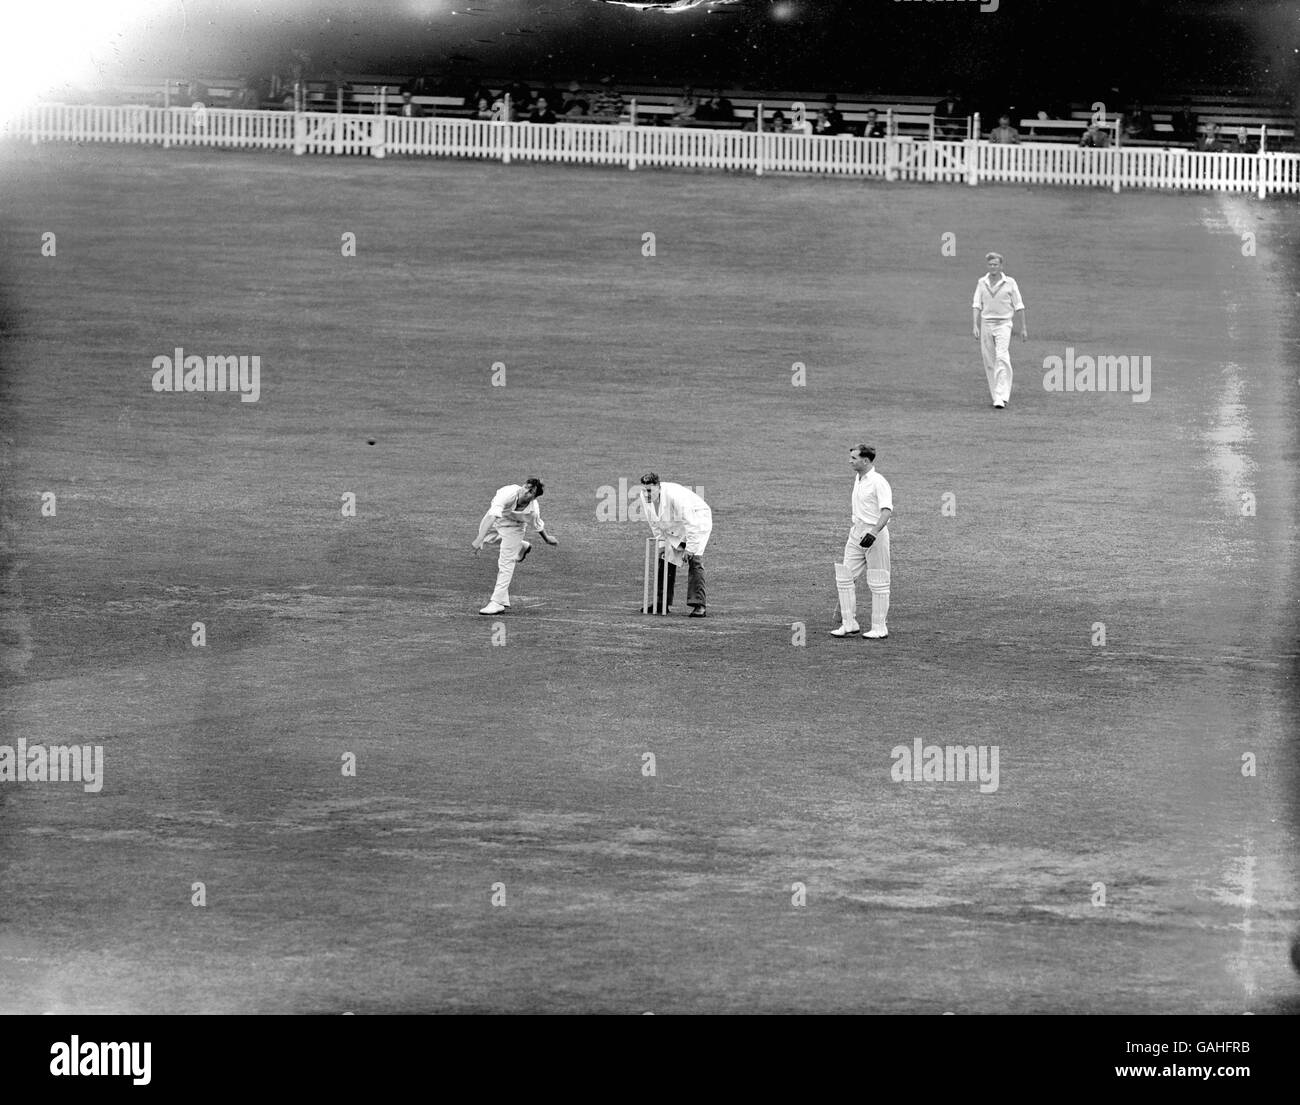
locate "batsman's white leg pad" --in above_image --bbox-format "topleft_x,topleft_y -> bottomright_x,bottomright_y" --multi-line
834,561 -> 857,625
866,569 -> 890,632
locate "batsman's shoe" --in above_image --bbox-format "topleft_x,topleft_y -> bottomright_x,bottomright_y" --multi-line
479,601 -> 509,615
830,622 -> 860,637
862,627 -> 889,639
688,606 -> 707,618
517,541 -> 532,562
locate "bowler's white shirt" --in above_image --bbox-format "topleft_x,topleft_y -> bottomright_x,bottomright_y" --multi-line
647,481 -> 712,555
852,469 -> 893,527
488,484 -> 545,532
972,273 -> 1025,320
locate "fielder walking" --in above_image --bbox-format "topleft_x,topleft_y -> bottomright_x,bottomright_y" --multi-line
640,473 -> 711,617
471,477 -> 558,614
832,445 -> 893,639
972,251 -> 1028,409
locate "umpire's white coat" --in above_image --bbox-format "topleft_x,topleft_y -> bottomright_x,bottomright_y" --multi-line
646,482 -> 713,561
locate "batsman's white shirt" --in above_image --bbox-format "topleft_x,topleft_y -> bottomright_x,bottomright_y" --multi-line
972,273 -> 1025,320
851,469 -> 892,538
647,482 -> 712,556
488,484 -> 546,534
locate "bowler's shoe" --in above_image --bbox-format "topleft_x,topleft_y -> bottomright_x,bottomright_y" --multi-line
479,601 -> 509,615
862,627 -> 889,639
830,623 -> 860,637
689,606 -> 707,618
517,541 -> 532,562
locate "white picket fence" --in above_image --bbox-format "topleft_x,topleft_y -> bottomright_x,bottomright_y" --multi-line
7,103 -> 1300,197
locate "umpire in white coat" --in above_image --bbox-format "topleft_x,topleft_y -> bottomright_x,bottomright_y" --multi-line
640,472 -> 712,617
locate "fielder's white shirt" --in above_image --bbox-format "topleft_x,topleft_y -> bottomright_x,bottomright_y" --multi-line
488,484 -> 545,532
852,469 -> 893,528
647,481 -> 712,556
972,274 -> 1025,320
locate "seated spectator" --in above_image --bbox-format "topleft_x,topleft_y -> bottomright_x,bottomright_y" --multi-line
537,81 -> 564,115
562,81 -> 589,117
476,97 -> 497,121
988,114 -> 1020,144
712,89 -> 735,122
185,78 -> 210,107
669,87 -> 697,126
1079,121 -> 1111,148
695,94 -> 716,122
933,90 -> 965,139
769,109 -> 789,133
507,80 -> 532,110
1170,98 -> 1198,143
817,94 -> 845,135
1123,101 -> 1153,140
232,83 -> 260,110
528,97 -> 558,124
591,77 -> 625,119
399,92 -> 425,118
863,108 -> 886,139
465,84 -> 495,110
1197,122 -> 1226,152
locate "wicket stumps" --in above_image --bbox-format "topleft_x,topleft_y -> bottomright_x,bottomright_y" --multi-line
643,536 -> 671,615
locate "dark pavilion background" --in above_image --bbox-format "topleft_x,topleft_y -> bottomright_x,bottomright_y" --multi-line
60,0 -> 1300,103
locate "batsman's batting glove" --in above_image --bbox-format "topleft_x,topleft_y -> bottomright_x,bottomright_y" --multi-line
859,533 -> 876,549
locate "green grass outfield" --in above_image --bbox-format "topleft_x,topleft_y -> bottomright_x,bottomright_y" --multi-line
0,143 -> 1296,1013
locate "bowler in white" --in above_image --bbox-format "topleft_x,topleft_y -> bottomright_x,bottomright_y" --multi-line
471,477 -> 558,614
972,251 -> 1028,408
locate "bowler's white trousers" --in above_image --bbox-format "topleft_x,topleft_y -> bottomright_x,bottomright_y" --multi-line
980,318 -> 1014,404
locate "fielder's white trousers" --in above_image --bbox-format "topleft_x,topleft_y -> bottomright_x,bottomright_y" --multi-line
980,318 -> 1013,404
482,522 -> 527,606
839,526 -> 891,632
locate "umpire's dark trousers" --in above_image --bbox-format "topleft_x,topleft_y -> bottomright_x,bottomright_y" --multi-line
655,553 -> 705,612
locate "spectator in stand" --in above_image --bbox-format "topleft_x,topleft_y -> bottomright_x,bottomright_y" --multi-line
1123,100 -> 1154,140
591,77 -> 625,120
1170,98 -> 1198,143
1197,122 -> 1226,152
399,92 -> 425,118
537,79 -> 564,114
232,82 -> 260,110
712,89 -> 735,123
465,84 -> 495,110
185,78 -> 210,107
562,81 -> 589,117
1079,120 -> 1111,147
988,114 -> 1020,143
669,87 -> 698,126
816,94 -> 846,135
863,108 -> 886,138
506,79 -> 533,111
695,93 -> 716,122
769,109 -> 789,133
933,90 -> 965,139
528,96 -> 558,124
476,97 -> 497,121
